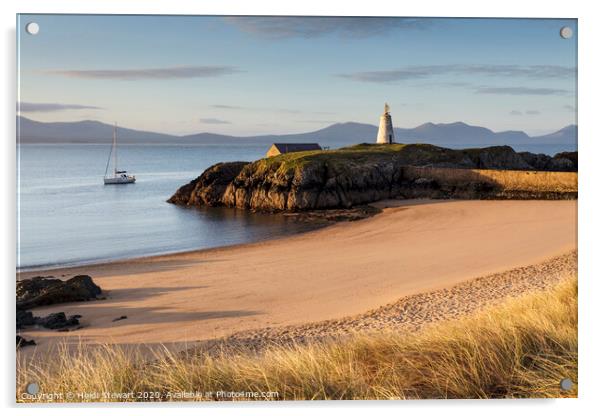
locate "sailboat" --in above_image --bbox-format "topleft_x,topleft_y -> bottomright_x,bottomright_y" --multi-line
104,123 -> 136,185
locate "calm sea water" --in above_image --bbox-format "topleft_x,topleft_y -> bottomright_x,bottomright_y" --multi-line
16,142 -> 570,270
16,143 -> 324,270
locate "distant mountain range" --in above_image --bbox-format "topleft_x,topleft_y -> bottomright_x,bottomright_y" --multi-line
17,116 -> 577,148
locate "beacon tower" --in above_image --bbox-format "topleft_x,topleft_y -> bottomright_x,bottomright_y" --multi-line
376,103 -> 394,144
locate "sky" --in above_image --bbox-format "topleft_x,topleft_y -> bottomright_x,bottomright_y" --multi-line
17,15 -> 577,136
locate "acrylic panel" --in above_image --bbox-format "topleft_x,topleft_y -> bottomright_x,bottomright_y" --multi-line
16,15 -> 577,402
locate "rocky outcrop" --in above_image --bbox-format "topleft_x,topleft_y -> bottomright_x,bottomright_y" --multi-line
16,335 -> 36,348
17,275 -> 102,310
16,275 -> 101,346
518,151 -> 577,172
36,312 -> 81,330
167,161 -> 250,206
18,310 -> 81,330
168,143 -> 578,212
16,310 -> 36,329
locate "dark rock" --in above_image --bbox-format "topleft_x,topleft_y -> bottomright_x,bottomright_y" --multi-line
168,161 -> 249,206
519,151 -> 577,172
112,315 -> 127,322
18,310 -> 81,330
554,151 -> 577,170
17,275 -> 102,310
17,275 -> 59,300
35,312 -> 80,329
464,146 -> 531,170
413,177 -> 438,188
287,205 -> 382,224
16,335 -> 36,348
547,157 -> 575,172
469,181 -> 496,193
16,309 -> 35,329
518,152 -> 550,170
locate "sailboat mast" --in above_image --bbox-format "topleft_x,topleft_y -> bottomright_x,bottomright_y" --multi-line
113,123 -> 117,174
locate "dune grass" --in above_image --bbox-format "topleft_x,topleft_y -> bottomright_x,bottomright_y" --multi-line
17,277 -> 577,402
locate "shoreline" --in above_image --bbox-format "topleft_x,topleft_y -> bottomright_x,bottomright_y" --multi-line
16,217 -> 326,274
17,205 -> 379,273
17,199 -> 577,356
17,219 -> 328,274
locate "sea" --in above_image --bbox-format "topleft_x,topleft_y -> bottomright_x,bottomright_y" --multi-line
16,141 -> 573,271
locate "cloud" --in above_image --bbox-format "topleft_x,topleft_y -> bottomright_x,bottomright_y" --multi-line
337,64 -> 574,83
563,104 -> 576,111
296,119 -> 338,124
462,64 -> 573,78
18,102 -> 103,112
211,104 -> 244,110
46,65 -> 241,80
510,109 -> 541,115
200,118 -> 230,124
224,16 -> 431,39
212,103 -> 301,113
339,68 -> 431,83
211,104 -> 334,115
476,87 -> 568,96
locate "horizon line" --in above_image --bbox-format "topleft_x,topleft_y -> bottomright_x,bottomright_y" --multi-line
16,115 -> 575,139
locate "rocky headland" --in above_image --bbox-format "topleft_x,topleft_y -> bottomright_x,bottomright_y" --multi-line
168,143 -> 578,212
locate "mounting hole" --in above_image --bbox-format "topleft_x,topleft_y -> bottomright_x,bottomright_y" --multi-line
560,26 -> 573,39
26,382 -> 40,395
560,378 -> 574,391
25,22 -> 39,35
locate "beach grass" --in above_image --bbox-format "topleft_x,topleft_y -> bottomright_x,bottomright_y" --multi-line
17,276 -> 577,402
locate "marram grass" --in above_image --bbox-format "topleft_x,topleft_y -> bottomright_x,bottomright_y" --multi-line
17,277 -> 577,402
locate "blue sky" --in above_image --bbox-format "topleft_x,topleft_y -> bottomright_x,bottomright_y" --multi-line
17,15 -> 577,136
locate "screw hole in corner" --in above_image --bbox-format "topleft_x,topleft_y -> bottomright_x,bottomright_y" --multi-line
25,22 -> 40,35
559,378 -> 574,391
560,26 -> 573,39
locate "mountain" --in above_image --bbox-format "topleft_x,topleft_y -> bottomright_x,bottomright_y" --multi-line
180,122 -> 379,145
17,116 -> 177,143
17,116 -> 577,148
394,122 -> 531,145
531,125 -> 577,145
297,122 -> 379,142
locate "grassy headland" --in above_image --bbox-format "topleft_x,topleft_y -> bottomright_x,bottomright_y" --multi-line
169,143 -> 577,211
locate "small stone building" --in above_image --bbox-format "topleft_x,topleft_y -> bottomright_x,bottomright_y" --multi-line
266,143 -> 322,158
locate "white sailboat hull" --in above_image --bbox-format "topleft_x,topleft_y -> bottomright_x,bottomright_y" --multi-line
104,176 -> 136,185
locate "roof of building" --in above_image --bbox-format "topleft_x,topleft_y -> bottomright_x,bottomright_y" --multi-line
270,143 -> 322,153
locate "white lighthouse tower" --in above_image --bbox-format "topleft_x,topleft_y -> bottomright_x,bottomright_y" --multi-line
376,103 -> 394,144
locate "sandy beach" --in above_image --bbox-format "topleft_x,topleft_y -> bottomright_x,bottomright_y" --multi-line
17,199 -> 577,355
